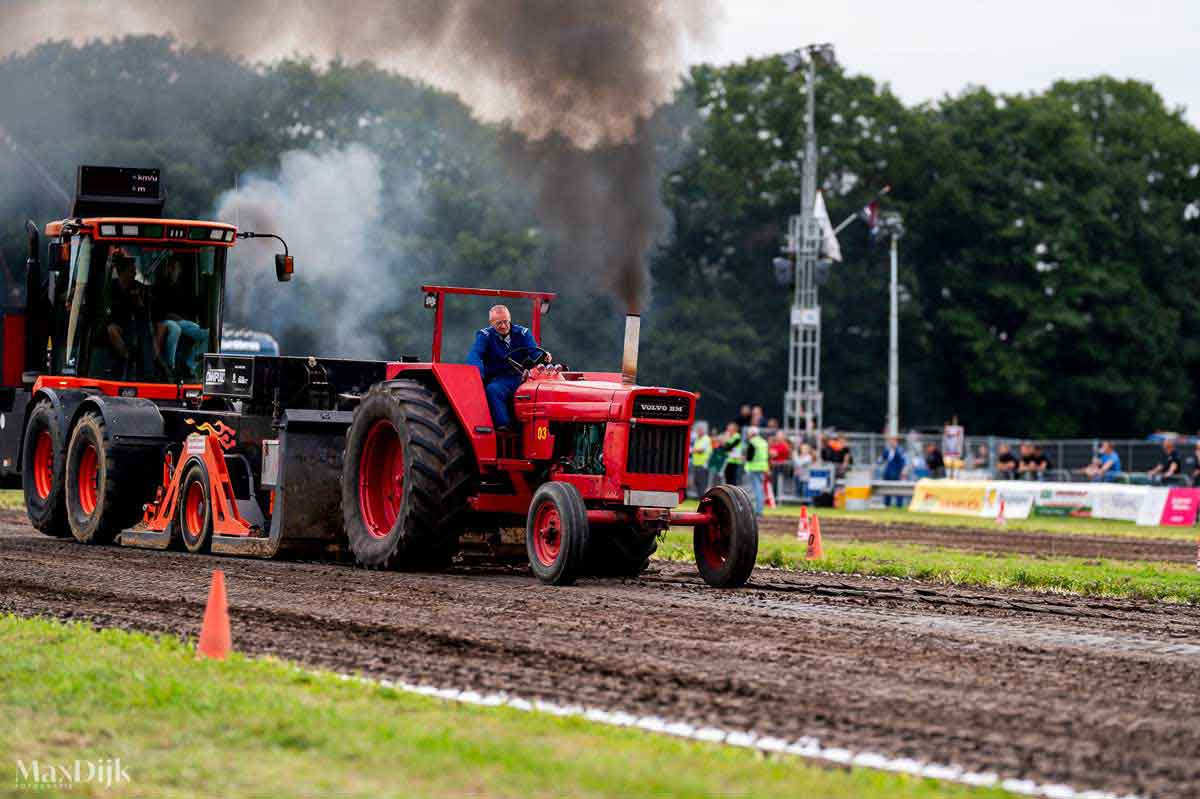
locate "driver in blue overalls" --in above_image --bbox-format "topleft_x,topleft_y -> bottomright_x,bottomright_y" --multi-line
467,304 -> 551,431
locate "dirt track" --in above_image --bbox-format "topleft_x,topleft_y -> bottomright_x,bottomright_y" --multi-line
761,515 -> 1198,563
3,510 -> 1199,798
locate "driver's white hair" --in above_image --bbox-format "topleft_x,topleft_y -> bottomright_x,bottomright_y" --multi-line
488,304 -> 511,320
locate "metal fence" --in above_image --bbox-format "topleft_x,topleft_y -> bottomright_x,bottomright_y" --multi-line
839,432 -> 1182,478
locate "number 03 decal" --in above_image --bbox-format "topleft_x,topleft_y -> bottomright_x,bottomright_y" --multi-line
536,424 -> 548,440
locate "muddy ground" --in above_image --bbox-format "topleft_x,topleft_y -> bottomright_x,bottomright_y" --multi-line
760,515 -> 1198,563
2,509 -> 1198,798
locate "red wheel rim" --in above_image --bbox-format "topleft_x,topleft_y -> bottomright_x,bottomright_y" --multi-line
32,430 -> 54,500
358,420 -> 404,539
698,503 -> 730,569
532,503 -> 562,567
78,443 -> 99,516
185,480 -> 206,536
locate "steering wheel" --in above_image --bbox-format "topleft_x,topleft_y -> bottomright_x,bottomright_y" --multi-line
505,345 -> 551,373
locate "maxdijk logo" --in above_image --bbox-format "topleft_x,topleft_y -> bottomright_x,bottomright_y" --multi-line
14,758 -> 130,790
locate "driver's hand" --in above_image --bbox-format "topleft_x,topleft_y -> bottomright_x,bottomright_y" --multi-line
542,351 -> 552,363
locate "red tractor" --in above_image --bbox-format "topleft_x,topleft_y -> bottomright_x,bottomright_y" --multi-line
339,285 -> 759,587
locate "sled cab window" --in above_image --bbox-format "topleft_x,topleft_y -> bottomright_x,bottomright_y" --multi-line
60,241 -> 225,383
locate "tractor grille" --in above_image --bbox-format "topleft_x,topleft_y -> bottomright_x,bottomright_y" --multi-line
626,425 -> 688,475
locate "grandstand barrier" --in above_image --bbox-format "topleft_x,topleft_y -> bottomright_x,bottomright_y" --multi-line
908,479 -> 1200,527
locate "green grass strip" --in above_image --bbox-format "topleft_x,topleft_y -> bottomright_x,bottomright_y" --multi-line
660,532 -> 1200,604
0,615 -> 1010,799
679,499 -> 1199,541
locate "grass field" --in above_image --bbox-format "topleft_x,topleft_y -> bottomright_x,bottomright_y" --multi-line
679,499 -> 1199,541
659,530 -> 1200,603
0,615 -> 1010,799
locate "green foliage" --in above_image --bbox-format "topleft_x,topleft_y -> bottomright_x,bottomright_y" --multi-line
2,38 -> 1198,435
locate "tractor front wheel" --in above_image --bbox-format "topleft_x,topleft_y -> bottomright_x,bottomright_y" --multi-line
693,484 -> 758,588
22,402 -> 69,537
65,412 -> 143,544
526,482 -> 589,586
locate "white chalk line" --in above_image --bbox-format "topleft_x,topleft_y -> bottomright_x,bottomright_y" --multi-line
307,666 -> 1140,799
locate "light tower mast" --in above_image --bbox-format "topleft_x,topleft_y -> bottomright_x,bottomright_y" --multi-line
781,44 -> 835,438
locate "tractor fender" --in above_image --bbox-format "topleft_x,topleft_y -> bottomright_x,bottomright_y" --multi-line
384,363 -> 495,464
19,387 -> 92,470
69,394 -> 168,450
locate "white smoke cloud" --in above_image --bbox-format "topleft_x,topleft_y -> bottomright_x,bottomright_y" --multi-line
215,145 -> 389,357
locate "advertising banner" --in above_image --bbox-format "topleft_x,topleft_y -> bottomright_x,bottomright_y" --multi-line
910,480 -> 989,516
1136,488 -> 1169,526
1031,484 -> 1095,517
1160,487 -> 1200,526
1091,486 -> 1149,522
981,484 -> 1035,519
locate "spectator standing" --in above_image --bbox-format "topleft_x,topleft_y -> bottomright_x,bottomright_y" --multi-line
750,405 -> 765,428
1148,439 -> 1182,485
970,444 -> 990,470
1083,441 -> 1122,482
768,430 -> 792,499
689,422 -> 712,497
736,404 -> 752,429
792,441 -> 814,500
925,443 -> 945,478
995,444 -> 1018,479
765,418 -> 781,437
744,426 -> 769,516
1017,443 -> 1037,480
721,422 -> 745,487
877,437 -> 907,507
828,435 -> 852,478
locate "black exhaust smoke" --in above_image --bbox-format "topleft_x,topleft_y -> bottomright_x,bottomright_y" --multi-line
0,0 -> 718,313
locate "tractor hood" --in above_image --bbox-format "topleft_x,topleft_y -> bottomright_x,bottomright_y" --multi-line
516,372 -> 695,424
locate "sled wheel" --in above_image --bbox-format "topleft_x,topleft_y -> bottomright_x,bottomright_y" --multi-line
526,482 -> 589,586
693,484 -> 758,588
178,460 -> 213,554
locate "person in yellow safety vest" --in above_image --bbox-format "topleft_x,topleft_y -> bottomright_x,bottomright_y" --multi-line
721,422 -> 745,487
689,422 -> 712,498
744,426 -> 770,516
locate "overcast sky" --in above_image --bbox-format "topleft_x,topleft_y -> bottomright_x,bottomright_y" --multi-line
692,0 -> 1198,127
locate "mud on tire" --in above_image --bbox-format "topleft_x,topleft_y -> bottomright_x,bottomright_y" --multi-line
22,401 -> 69,537
341,380 -> 474,570
64,412 -> 146,545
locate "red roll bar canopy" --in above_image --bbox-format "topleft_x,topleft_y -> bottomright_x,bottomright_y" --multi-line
420,285 -> 557,363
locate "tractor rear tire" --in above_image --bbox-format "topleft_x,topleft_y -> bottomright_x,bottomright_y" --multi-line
22,401 -> 69,537
587,525 -> 657,578
342,380 -> 473,570
64,412 -> 144,545
526,481 -> 589,586
693,484 -> 758,588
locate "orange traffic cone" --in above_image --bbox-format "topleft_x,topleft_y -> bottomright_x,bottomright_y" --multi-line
805,514 -> 824,560
197,569 -> 231,660
795,505 -> 810,540
996,499 -> 1007,528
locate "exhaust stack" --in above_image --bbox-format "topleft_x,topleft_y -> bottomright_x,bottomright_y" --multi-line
621,314 -> 640,386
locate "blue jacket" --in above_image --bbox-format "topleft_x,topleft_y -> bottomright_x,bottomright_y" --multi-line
467,324 -> 539,383
878,446 -> 907,480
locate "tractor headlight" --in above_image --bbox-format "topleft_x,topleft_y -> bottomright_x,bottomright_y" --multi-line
424,293 -> 438,309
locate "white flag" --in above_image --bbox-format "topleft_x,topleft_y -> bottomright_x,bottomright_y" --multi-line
813,190 -> 843,263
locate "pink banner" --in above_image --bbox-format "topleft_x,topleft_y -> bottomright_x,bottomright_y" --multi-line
1159,488 -> 1200,526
